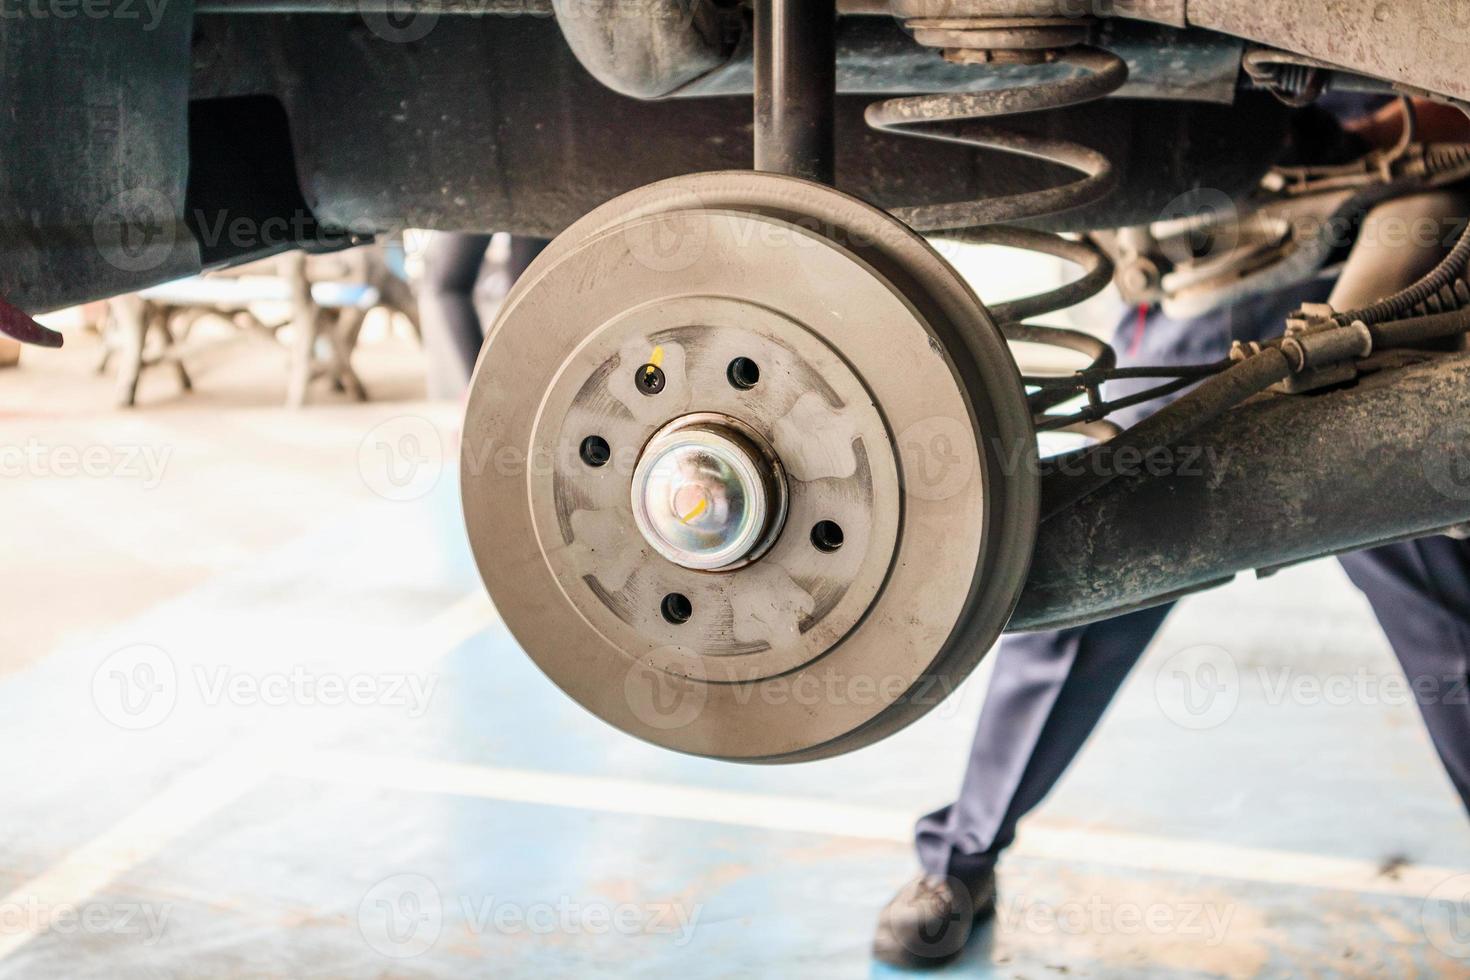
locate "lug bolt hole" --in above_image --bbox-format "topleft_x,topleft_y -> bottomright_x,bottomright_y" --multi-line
727,357 -> 760,390
637,364 -> 666,395
661,592 -> 693,625
579,435 -> 611,467
811,520 -> 845,553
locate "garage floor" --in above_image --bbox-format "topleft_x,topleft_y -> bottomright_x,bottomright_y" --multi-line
3,330 -> 1470,978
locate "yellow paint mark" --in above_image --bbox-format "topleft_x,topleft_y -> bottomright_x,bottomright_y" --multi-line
679,497 -> 708,525
646,346 -> 665,376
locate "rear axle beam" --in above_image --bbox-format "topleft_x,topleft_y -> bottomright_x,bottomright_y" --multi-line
1010,351 -> 1470,631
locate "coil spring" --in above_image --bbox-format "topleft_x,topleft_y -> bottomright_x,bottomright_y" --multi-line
1423,143 -> 1470,176
864,44 -> 1130,413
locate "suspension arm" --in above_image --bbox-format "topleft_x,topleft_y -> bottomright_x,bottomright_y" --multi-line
1009,350 -> 1470,631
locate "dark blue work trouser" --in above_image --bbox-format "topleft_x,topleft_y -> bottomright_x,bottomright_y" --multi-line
419,233 -> 547,399
917,281 -> 1470,882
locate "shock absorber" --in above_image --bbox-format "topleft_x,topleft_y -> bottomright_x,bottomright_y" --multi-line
754,0 -> 837,183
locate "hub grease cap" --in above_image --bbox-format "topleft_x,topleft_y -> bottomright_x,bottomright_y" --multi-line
631,415 -> 787,572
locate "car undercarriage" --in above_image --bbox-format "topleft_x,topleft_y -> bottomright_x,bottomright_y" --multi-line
9,0 -> 1470,760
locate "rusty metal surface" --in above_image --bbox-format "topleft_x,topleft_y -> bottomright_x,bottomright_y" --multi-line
195,5 -> 1242,103
1010,351 -> 1470,631
220,18 -> 1282,238
871,0 -> 1470,98
665,17 -> 1244,103
1188,0 -> 1470,102
890,0 -> 1188,27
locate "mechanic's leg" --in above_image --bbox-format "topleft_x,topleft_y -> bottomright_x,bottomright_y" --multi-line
909,286 -> 1327,880
880,280 -> 1336,968
915,604 -> 1175,881
1338,538 -> 1470,816
418,231 -> 494,400
876,606 -> 1175,967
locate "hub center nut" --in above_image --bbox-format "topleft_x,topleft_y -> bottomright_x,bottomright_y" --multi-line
631,414 -> 787,571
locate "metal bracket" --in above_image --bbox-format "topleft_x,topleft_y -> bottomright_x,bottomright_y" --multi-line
1274,303 -> 1374,394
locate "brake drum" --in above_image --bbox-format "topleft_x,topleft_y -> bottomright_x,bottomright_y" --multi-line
461,172 -> 1037,762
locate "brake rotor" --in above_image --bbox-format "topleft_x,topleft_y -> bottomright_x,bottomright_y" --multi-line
461,171 -> 1037,762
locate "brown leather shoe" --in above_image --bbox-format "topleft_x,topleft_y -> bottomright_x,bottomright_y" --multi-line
872,872 -> 996,968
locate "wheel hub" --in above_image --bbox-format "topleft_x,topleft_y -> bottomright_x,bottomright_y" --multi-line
631,414 -> 787,572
